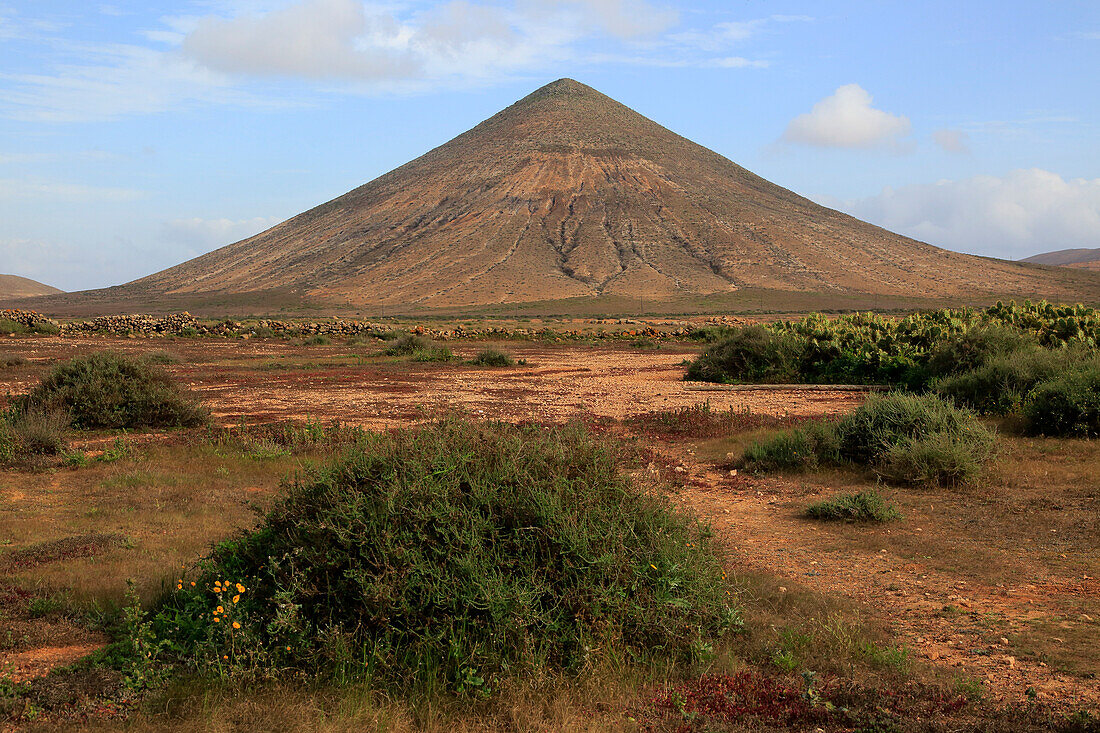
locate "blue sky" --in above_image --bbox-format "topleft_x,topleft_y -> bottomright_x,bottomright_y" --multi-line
1,0 -> 1098,291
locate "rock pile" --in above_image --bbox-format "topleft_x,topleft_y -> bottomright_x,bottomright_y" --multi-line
0,308 -> 59,329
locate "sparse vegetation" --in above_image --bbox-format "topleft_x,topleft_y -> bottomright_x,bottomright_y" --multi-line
151,419 -> 739,692
0,406 -> 68,463
806,490 -> 901,522
0,353 -> 26,368
382,334 -> 432,356
469,348 -> 514,366
741,393 -> 996,485
21,351 -> 208,429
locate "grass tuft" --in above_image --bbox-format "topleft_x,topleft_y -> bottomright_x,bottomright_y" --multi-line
468,348 -> 514,367
805,490 -> 901,522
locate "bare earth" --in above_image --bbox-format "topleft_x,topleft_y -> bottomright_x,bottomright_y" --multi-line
1,335 -> 1097,714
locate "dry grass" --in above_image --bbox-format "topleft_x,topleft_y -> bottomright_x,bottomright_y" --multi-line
0,438 -> 303,606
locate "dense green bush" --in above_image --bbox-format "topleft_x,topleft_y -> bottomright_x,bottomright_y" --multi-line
23,351 -> 208,429
805,491 -> 900,522
740,393 -> 995,486
685,326 -> 800,384
1022,366 -> 1100,437
835,392 -> 993,466
933,348 -> 1076,415
153,420 -> 739,691
924,325 -> 1037,379
686,301 -> 1100,388
469,348 -> 514,367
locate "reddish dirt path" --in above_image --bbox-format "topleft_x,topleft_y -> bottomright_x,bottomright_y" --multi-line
0,337 -> 865,426
669,459 -> 1100,711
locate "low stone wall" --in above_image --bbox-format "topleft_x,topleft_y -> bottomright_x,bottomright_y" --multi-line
0,309 -> 742,341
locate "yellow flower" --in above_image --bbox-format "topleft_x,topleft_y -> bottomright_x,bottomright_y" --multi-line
223,655 -> 228,660
177,584 -> 183,590
650,564 -> 657,570
216,605 -> 224,614
214,617 -> 221,623
236,583 -> 245,593
190,581 -> 196,587
232,622 -> 241,629
232,595 -> 240,604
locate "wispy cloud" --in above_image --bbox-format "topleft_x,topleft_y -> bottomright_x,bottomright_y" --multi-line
0,177 -> 145,201
834,169 -> 1100,259
932,129 -> 969,154
0,1 -> 795,122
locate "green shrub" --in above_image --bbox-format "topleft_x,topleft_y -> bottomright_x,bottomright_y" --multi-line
383,334 -> 432,356
740,421 -> 841,472
932,348 -> 1075,415
0,353 -> 26,368
876,431 -> 994,486
685,326 -> 800,384
411,346 -> 453,362
835,392 -> 992,466
805,491 -> 900,522
925,325 -> 1037,379
154,420 -> 739,691
0,318 -> 25,334
740,393 -> 995,485
23,351 -> 208,429
469,349 -> 514,367
629,337 -> 660,349
29,321 -> 61,336
303,335 -> 332,346
1022,366 -> 1100,437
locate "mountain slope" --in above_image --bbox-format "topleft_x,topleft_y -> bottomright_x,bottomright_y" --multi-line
1023,248 -> 1100,271
128,79 -> 1096,307
0,274 -> 63,300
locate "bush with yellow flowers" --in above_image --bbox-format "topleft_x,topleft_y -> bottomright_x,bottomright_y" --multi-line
151,418 -> 741,693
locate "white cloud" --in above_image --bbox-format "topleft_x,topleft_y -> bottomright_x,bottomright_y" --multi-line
0,236 -> 136,291
836,169 -> 1100,260
161,216 -> 282,255
182,0 -> 422,80
0,177 -> 144,201
0,42 -> 282,122
702,56 -> 769,69
180,0 -> 679,83
932,128 -> 969,154
540,0 -> 679,39
782,84 -> 911,149
0,1 -> 794,121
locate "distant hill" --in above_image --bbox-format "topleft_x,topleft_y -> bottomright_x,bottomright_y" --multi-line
1022,248 -> 1100,271
24,79 -> 1100,313
0,274 -> 63,299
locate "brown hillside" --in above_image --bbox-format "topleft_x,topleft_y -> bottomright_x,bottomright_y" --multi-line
1023,248 -> 1100,271
121,79 -> 1098,307
0,274 -> 62,299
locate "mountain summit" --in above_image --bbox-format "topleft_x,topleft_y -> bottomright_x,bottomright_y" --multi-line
132,79 -> 1093,306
